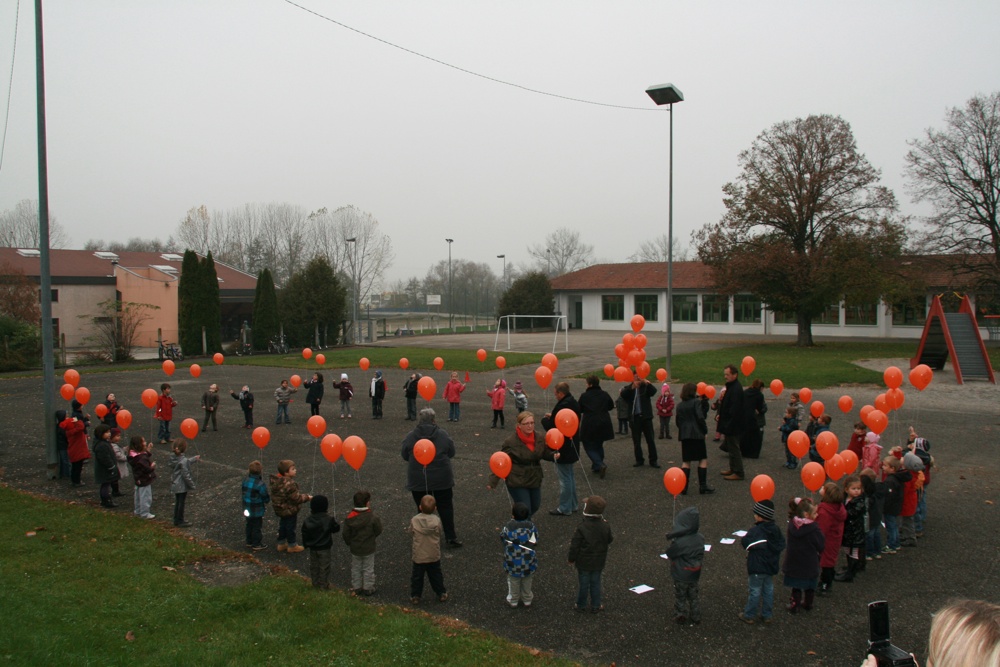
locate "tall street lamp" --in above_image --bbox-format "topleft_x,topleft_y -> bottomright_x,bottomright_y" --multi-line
546,249 -> 551,277
645,82 -> 683,379
346,237 -> 357,344
445,238 -> 454,331
497,254 -> 506,290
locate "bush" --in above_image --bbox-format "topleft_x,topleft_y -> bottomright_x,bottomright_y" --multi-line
0,316 -> 41,371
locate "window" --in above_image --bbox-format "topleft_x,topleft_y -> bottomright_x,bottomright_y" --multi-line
51,289 -> 59,303
602,295 -> 624,321
733,295 -> 761,323
52,318 -> 60,341
845,301 -> 878,326
892,297 -> 926,326
815,303 -> 841,325
702,295 -> 730,323
672,295 -> 698,322
773,310 -> 797,324
634,294 -> 658,322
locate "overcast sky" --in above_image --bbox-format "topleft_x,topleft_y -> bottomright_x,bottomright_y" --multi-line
1,1 -> 998,284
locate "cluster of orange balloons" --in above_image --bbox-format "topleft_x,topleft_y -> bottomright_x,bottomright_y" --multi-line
534,353 -> 559,390
695,382 -> 717,400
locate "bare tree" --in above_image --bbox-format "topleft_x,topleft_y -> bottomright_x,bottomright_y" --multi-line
628,234 -> 690,263
83,237 -> 179,253
176,205 -> 212,254
527,228 -> 595,277
329,205 -> 395,308
0,199 -> 68,248
80,299 -> 159,362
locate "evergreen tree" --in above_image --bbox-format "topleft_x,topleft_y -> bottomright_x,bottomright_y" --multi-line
497,271 -> 555,329
177,250 -> 201,355
280,256 -> 347,347
203,252 -> 222,352
253,268 -> 280,350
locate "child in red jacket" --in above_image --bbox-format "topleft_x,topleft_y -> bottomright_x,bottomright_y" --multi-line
816,482 -> 846,596
155,383 -> 177,444
656,383 -> 675,440
899,452 -> 924,547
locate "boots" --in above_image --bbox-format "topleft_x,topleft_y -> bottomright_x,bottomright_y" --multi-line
698,467 -> 715,494
788,589 -> 802,613
835,557 -> 860,582
100,498 -> 117,508
681,468 -> 690,495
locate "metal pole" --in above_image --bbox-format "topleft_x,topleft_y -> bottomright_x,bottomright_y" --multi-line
666,102 -> 674,378
354,240 -> 359,343
446,239 -> 453,331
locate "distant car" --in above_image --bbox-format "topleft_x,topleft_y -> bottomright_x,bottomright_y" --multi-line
394,328 -> 416,337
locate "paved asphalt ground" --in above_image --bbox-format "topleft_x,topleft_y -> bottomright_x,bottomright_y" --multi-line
2,331 -> 998,666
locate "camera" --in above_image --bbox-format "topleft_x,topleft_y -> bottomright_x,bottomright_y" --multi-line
867,601 -> 916,666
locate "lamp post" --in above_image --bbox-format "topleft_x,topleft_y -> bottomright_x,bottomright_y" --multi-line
546,249 -> 551,277
346,237 -> 357,343
445,238 -> 454,331
497,254 -> 506,290
645,82 -> 683,379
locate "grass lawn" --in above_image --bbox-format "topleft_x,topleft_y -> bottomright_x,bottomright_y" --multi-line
224,348 -> 548,372
0,485 -> 573,667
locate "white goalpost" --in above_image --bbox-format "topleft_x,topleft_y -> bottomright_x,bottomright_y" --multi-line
494,315 -> 569,353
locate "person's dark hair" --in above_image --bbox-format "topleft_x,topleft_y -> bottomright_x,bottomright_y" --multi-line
680,382 -> 698,401
160,383 -> 170,391
724,364 -> 739,376
93,424 -> 111,441
418,407 -> 436,424
353,490 -> 371,507
173,439 -> 188,454
129,435 -> 145,452
751,379 -> 764,390
788,496 -> 815,519
554,381 -> 570,396
314,372 -> 324,383
821,481 -> 844,503
248,460 -> 262,475
511,502 -> 530,521
586,375 -> 600,388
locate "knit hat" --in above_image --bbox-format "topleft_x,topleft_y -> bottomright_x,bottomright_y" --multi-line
864,432 -> 880,445
903,452 -> 925,472
513,381 -> 523,391
341,373 -> 348,380
583,495 -> 606,515
310,495 -> 329,513
753,499 -> 775,521
109,427 -> 122,439
375,370 -> 382,379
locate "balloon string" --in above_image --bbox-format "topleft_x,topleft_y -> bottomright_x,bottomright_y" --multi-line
331,463 -> 337,517
423,467 -> 429,495
310,436 -> 318,495
577,454 -> 596,497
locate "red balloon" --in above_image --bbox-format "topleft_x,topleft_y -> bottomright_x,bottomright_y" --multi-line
545,428 -> 564,450
663,467 -> 686,496
302,347 -> 313,360
886,387 -> 905,411
59,383 -> 76,401
320,433 -> 341,461
541,353 -> 559,372
141,388 -> 158,409
162,359 -> 175,376
94,403 -> 108,418
253,427 -> 271,449
213,352 -> 224,365
359,357 -> 370,371
604,364 -> 615,378
622,333 -> 635,350
801,461 -> 826,492
909,364 -> 933,391
413,438 -> 436,466
418,376 -> 437,401
399,357 -> 409,370
787,431 -> 810,459
63,369 -> 80,388
630,314 -> 645,333
815,431 -> 839,460
750,474 -> 775,502
874,393 -> 889,413
476,349 -> 487,362
614,343 -> 627,360
342,435 -> 367,471
316,353 -> 326,366
634,333 -> 647,350
883,366 -> 903,389
74,386 -> 91,405
555,408 -> 580,438
433,357 -> 444,371
656,368 -> 667,382
770,379 -> 784,396
115,409 -> 132,430
189,364 -> 201,378
840,449 -> 859,474
534,366 -> 553,389
307,415 -> 327,438
741,356 -> 756,377
810,401 -> 825,418
636,361 -> 651,379
799,387 -> 813,404
495,356 -> 506,369
838,395 -> 853,413
704,386 -> 716,400
489,451 -> 512,479
290,374 -> 302,388
696,382 -> 707,396
860,404 -> 875,425
868,409 -> 888,435
627,348 -> 645,367
824,453 -> 845,481
613,366 -> 632,383
180,418 -> 199,439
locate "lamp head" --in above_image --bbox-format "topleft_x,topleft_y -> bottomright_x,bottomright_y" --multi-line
645,83 -> 684,106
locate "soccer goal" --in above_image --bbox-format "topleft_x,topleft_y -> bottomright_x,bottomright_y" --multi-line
494,315 -> 569,353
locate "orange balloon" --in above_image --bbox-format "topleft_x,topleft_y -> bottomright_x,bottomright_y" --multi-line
555,408 -> 580,438
656,368 -> 667,382
59,383 -> 75,401
359,357 -> 370,371
663,467 -> 686,496
770,379 -> 784,396
180,418 -> 199,439
399,357 -> 409,370
307,415 -> 327,438
289,374 -> 302,388
696,382 -> 707,396
545,428 -> 564,450
534,366 -> 553,389
630,314 -> 645,333
704,385 -> 716,400
141,388 -> 158,409
868,409 -> 888,435
798,387 -> 813,404
838,395 -> 853,413
613,366 -> 632,383
189,364 -> 202,379
886,387 -> 905,411
604,364 -> 615,378
541,353 -> 559,372
909,364 -> 933,391
801,461 -> 826,492
342,435 -> 367,471
750,474 -> 775,502
815,431 -> 839,460
622,333 -> 635,350
860,404 -> 875,425
825,453 -> 845,481
477,349 -> 487,362
162,359 -> 175,376
417,376 -> 437,401
788,431 -> 810,459
883,366 -> 903,389
74,386 -> 91,405
840,449 -> 859,474
413,438 -> 436,466
810,401 -> 825,418
63,369 -> 80,388
874,393 -> 889,413
741,356 -> 756,377
115,409 -> 132,430
302,347 -> 313,360
634,333 -> 647,350
253,427 -> 271,449
489,451 -> 512,479
495,356 -> 506,369
614,343 -> 627,360
627,348 -> 644,367
213,352 -> 224,365
433,357 -> 444,371
316,354 -> 326,366
320,433 -> 341,462
94,403 -> 108,418
636,361 -> 651,379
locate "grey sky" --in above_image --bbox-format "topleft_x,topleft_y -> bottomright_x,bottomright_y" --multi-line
1,1 -> 997,285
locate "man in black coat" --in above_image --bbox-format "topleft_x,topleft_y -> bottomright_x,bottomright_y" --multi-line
577,375 -> 615,478
400,407 -> 462,547
620,375 -> 659,468
541,382 -> 581,516
717,364 -> 746,480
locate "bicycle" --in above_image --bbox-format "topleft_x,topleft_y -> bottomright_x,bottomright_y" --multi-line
234,341 -> 253,357
159,341 -> 184,361
267,335 -> 289,355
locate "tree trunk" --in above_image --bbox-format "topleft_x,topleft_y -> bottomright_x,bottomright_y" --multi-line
796,312 -> 814,347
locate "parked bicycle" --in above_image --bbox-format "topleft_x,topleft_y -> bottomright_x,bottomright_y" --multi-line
234,341 -> 253,357
267,334 -> 289,355
159,341 -> 183,361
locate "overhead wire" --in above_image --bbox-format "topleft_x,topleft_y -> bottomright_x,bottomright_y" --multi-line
0,0 -> 20,174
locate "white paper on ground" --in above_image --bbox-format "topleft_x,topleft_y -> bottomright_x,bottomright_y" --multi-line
704,544 -> 712,552
720,538 -> 736,544
630,584 -> 655,594
660,553 -> 669,560
733,530 -> 748,537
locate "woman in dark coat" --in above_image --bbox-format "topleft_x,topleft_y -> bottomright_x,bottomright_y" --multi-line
576,375 -> 615,478
303,372 -> 324,417
487,410 -> 558,518
400,407 -> 462,547
674,383 -> 714,495
741,379 -> 767,459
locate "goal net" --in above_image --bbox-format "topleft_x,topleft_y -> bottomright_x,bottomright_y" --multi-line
494,315 -> 569,353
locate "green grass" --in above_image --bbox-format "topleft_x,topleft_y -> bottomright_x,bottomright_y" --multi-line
221,348 -> 550,372
0,485 -> 574,666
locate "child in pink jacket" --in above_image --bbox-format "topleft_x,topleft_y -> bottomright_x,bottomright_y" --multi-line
487,379 -> 506,429
443,372 -> 467,422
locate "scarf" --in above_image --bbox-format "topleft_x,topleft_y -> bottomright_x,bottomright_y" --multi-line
516,426 -> 536,451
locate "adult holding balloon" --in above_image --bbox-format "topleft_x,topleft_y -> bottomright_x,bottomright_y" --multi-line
717,364 -> 747,481
740,379 -> 768,459
674,383 -> 715,495
400,408 -> 463,548
540,382 -> 581,516
487,411 -> 559,518
576,375 -> 615,479
620,374 -> 659,468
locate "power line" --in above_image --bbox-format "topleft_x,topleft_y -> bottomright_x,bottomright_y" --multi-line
282,0 -> 661,112
0,0 -> 20,174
